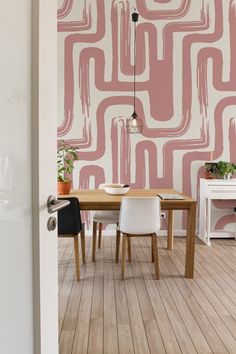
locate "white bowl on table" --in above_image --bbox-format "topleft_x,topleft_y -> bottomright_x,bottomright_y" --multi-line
103,183 -> 130,195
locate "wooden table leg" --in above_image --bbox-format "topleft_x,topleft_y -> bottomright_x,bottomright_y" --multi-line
185,202 -> 196,278
152,234 -> 160,280
92,221 -> 97,262
80,226 -> 86,264
167,210 -> 173,250
115,228 -> 120,263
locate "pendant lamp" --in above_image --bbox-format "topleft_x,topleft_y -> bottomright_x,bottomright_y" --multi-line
126,10 -> 143,134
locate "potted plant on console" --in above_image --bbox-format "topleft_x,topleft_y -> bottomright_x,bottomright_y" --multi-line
57,140 -> 79,195
217,161 -> 236,180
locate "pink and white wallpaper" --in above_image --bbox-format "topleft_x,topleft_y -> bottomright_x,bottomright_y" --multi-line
57,0 -> 236,232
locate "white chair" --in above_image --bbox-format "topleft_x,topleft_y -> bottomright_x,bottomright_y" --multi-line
119,197 -> 161,280
92,184 -> 120,262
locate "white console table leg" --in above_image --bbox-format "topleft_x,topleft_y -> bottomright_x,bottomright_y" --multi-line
206,198 -> 211,246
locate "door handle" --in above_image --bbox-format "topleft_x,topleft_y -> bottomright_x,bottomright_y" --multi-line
47,195 -> 70,214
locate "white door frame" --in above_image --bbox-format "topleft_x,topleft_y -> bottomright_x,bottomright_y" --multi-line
32,0 -> 58,352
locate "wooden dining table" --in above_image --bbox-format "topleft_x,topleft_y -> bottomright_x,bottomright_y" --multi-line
66,188 -> 197,278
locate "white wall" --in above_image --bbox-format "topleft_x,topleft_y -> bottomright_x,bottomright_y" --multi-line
0,1 -> 34,353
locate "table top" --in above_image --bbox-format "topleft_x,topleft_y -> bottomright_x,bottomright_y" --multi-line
65,189 -> 196,211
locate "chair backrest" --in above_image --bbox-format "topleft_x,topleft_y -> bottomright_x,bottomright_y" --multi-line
58,197 -> 82,235
119,197 -> 161,235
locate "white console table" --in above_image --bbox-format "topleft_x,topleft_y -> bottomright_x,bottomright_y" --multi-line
198,178 -> 236,245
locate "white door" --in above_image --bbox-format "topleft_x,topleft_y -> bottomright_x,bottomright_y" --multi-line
0,1 -> 58,353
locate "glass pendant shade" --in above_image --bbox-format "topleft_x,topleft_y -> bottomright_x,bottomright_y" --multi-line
126,111 -> 143,134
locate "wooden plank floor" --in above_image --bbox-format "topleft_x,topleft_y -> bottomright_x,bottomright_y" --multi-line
58,236 -> 236,354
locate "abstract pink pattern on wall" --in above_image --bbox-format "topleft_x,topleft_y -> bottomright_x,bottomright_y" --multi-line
58,0 -> 236,231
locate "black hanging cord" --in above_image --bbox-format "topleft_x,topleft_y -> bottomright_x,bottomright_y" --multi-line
132,10 -> 139,119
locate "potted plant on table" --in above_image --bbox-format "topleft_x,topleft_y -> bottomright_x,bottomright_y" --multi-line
57,140 -> 79,195
216,161 -> 236,180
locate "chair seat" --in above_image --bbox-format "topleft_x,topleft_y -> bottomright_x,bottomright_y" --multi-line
93,210 -> 119,224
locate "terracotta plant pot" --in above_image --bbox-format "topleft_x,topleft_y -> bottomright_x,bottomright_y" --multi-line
57,181 -> 72,195
204,171 -> 212,179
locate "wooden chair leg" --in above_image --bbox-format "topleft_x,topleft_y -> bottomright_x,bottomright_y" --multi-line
152,234 -> 160,280
151,236 -> 154,262
80,226 -> 86,264
115,228 -> 120,263
98,223 -> 102,249
92,221 -> 97,262
121,234 -> 127,280
73,235 -> 80,281
127,237 -> 131,262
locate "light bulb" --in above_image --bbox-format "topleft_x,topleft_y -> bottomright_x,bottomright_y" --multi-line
131,118 -> 137,127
